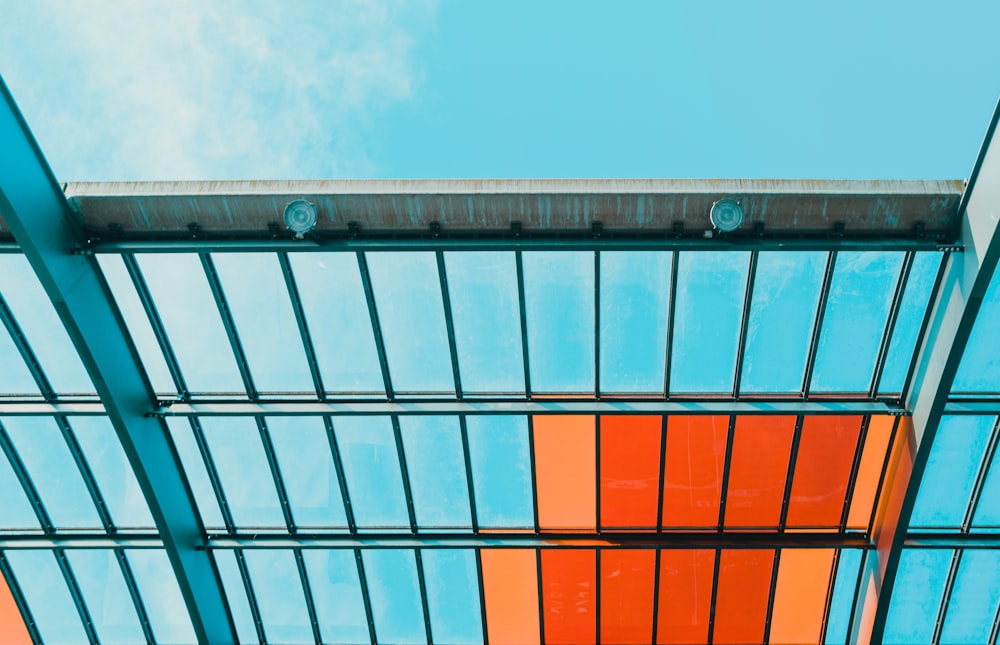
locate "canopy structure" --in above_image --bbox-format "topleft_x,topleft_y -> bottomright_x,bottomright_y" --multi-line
1,77 -> 999,644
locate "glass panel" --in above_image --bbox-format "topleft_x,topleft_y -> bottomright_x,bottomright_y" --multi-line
542,549 -> 596,645
126,550 -> 198,644
242,550 -> 313,645
533,415 -> 596,531
363,549 -> 426,645
600,550 -> 655,645
768,549 -> 835,645
367,251 -> 454,394
712,549 -> 774,645
465,415 -> 534,530
0,315 -> 40,395
811,251 -> 903,392
481,549 -> 539,645
523,251 -> 595,393
2,417 -> 102,529
444,251 -> 525,394
266,416 -> 347,530
4,550 -> 88,645
974,437 -> 1000,529
661,416 -> 727,530
740,251 -> 826,393
399,416 -> 472,530
600,416 -> 661,529
825,549 -> 863,645
302,550 -> 370,645
211,253 -> 314,393
213,551 -> 257,644
66,550 -> 145,645
724,416 -> 796,529
0,442 -> 40,529
200,417 -> 285,529
883,549 -> 952,645
670,251 -> 750,393
911,415 -> 994,529
0,255 -> 93,393
135,253 -> 244,393
940,549 -> 1000,644
422,550 -> 484,645
0,572 -> 32,645
599,251 -> 671,393
656,549 -> 714,645
288,252 -> 384,394
333,416 -> 409,530
954,258 -> 1000,392
847,416 -> 895,530
879,252 -> 942,394
165,417 -> 226,529
786,416 -> 862,529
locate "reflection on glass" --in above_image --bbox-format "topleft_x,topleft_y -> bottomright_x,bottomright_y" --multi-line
880,253 -> 942,394
422,550 -> 483,644
883,549 -> 952,645
212,551 -> 258,644
302,550 -> 370,644
954,261 -> 1000,392
399,416 -> 472,530
363,550 -> 427,645
5,550 -> 88,645
164,417 -> 225,529
333,417 -> 409,530
66,550 -> 145,645
266,417 -> 347,529
242,550 -> 313,644
465,416 -> 534,529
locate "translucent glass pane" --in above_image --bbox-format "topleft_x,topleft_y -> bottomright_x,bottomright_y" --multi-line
523,251 -> 595,393
670,251 -> 750,393
0,316 -> 40,395
0,255 -> 93,393
212,253 -> 314,393
126,550 -> 197,644
213,551 -> 258,644
481,549 -> 540,644
0,444 -> 39,529
422,550 -> 483,645
135,253 -> 244,393
940,550 -> 1000,644
200,417 -> 284,529
242,550 -> 313,644
911,415 -> 994,529
165,417 -> 225,529
4,551 -> 88,645
367,252 -> 454,393
288,252 -> 384,393
883,549 -> 952,645
741,251 -> 826,393
363,550 -> 427,645
266,416 -> 347,530
69,417 -> 154,529
599,251 -> 671,393
542,549 -> 596,644
465,415 -> 534,529
770,549 -> 834,645
444,251 -> 525,394
66,550 -> 145,645
974,440 -> 1000,529
811,251 -> 903,392
2,416 -> 101,529
657,549 -> 714,644
334,416 -> 409,530
534,415 -> 596,531
879,252 -> 942,394
399,416 -> 472,530
955,258 -> 1000,392
825,549 -> 863,644
302,550 -> 370,645
712,549 -> 773,644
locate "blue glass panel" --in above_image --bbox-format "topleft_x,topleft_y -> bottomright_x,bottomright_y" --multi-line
599,251 -> 671,393
0,255 -> 93,393
940,550 -> 1000,643
200,417 -> 284,529
211,253 -> 314,393
883,549 -> 952,645
741,252 -> 826,393
212,551 -> 258,644
367,252 -> 455,393
444,251 -> 525,394
5,550 -> 88,645
302,550 -> 370,644
955,262 -> 1000,392
974,440 -> 1000,529
68,416 -> 154,529
363,549 -> 427,645
288,252 -> 384,394
0,444 -> 39,529
267,416 -> 348,530
400,416 -> 472,530
465,415 -> 534,529
824,549 -> 862,644
334,416 -> 409,530
879,253 -> 942,394
811,251 -> 903,392
670,251 -> 750,393
66,550 -> 145,645
911,415 -> 994,529
0,316 -> 39,395
422,549 -> 484,645
164,417 -> 226,529
242,550 -> 313,644
2,416 -> 101,529
126,550 -> 197,644
135,253 -> 244,393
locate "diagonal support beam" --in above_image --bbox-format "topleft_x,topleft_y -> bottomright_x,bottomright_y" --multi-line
0,78 -> 234,643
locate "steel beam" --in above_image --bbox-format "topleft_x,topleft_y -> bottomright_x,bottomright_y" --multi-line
0,78 -> 234,643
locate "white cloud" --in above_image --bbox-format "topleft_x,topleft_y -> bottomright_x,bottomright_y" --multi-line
0,0 -> 436,180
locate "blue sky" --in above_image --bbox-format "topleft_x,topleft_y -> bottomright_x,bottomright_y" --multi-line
1,1 -> 999,181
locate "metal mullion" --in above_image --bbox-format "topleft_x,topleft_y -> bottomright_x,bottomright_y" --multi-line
838,416 -> 872,531
869,252 -> 914,396
0,293 -> 55,398
931,549 -> 962,645
354,549 -> 377,645
802,251 -> 838,397
961,416 -> 1000,533
594,548 -> 601,644
595,415 -> 602,533
356,252 -> 395,399
761,548 -> 781,645
535,547 -> 545,645
867,417 -> 901,538
55,417 -> 114,532
293,549 -> 322,645
650,548 -> 661,644
324,418 -> 357,534
705,548 -> 722,644
0,551 -> 42,644
715,416 -> 737,531
515,251 -> 533,397
55,548 -> 101,645
475,549 -> 489,645
414,549 -> 434,645
655,416 -> 668,533
200,254 -> 258,400
189,417 -> 236,532
0,420 -> 53,532
234,549 -> 266,644
594,250 -> 601,397
255,417 -> 295,532
391,416 -> 419,533
990,592 -> 1000,645
122,254 -> 189,396
778,416 -> 806,531
663,250 -> 679,396
732,250 -> 759,398
818,549 -> 842,645
900,251 -> 950,402
528,416 -> 541,533
278,253 -> 326,398
459,416 -> 480,533
436,250 -> 464,398
115,550 -> 155,645
845,549 -> 869,645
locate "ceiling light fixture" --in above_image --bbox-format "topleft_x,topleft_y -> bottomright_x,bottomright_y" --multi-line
283,199 -> 318,238
710,198 -> 744,232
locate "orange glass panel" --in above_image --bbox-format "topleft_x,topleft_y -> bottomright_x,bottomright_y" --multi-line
874,417 -> 916,577
0,574 -> 30,645
662,416 -> 728,529
656,549 -> 714,644
712,549 -> 774,645
786,416 -> 862,528
724,416 -> 796,529
847,415 -> 895,530
534,415 -> 596,530
482,549 -> 541,645
542,549 -> 596,644
857,567 -> 878,645
601,416 -> 662,529
601,550 -> 656,644
769,549 -> 835,644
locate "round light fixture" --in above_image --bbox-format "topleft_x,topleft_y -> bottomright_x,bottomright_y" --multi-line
283,199 -> 318,238
710,198 -> 744,232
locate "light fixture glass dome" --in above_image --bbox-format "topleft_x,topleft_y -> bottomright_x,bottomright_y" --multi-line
710,198 -> 744,232
283,199 -> 318,237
